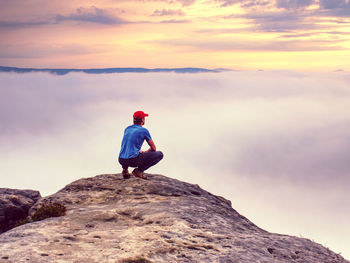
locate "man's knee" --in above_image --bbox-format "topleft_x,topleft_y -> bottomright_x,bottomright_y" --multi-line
157,151 -> 164,160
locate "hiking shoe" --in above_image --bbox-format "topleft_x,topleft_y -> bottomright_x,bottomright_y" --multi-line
132,168 -> 147,180
122,169 -> 131,179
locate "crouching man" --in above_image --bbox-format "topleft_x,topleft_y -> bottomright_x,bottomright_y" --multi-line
118,111 -> 163,180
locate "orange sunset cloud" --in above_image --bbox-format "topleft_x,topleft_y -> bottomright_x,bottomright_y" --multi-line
1,0 -> 350,70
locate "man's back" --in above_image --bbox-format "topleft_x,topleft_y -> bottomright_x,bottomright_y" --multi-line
119,124 -> 152,159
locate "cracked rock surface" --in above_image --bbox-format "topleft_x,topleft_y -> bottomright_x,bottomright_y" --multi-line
0,174 -> 348,263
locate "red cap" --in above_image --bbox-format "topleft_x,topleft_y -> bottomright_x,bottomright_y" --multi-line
133,111 -> 149,119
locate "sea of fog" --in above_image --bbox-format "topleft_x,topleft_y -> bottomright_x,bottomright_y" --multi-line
1,70 -> 349,258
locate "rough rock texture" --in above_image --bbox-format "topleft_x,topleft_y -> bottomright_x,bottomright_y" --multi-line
0,188 -> 41,234
0,174 -> 348,263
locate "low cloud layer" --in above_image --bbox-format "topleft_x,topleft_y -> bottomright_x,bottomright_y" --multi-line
1,70 -> 349,258
1,71 -> 350,185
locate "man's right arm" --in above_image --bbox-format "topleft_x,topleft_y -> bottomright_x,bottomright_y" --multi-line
146,140 -> 156,152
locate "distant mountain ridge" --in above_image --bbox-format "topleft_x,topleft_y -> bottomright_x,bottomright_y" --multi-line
0,66 -> 227,75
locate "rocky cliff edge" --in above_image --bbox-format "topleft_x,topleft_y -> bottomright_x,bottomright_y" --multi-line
0,173 -> 348,263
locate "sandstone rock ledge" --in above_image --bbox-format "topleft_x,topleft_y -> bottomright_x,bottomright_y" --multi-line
0,188 -> 41,234
0,174 -> 348,263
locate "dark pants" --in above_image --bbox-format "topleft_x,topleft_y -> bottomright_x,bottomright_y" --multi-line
119,151 -> 163,172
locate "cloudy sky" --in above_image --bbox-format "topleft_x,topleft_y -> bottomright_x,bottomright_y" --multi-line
1,0 -> 350,70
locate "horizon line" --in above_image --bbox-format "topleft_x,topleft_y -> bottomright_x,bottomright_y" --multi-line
0,65 -> 233,76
